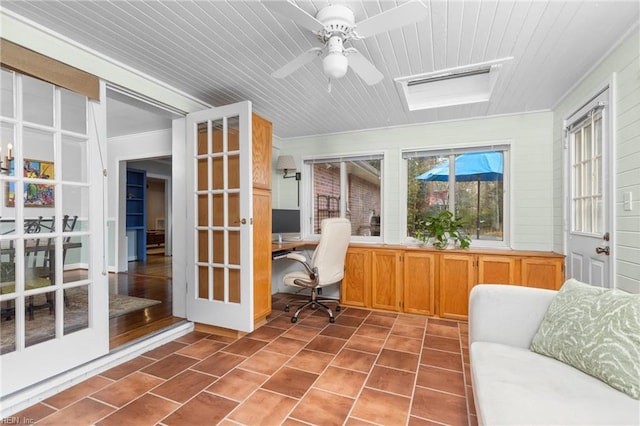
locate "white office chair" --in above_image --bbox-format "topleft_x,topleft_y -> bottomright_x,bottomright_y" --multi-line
283,218 -> 351,323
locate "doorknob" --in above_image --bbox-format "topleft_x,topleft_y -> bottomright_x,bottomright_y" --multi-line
595,246 -> 610,255
240,218 -> 247,224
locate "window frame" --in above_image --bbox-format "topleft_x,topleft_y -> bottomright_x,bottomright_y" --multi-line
568,106 -> 605,237
402,144 -> 511,249
301,151 -> 385,242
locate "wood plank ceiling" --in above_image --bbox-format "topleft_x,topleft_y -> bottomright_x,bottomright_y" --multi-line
2,1 -> 638,139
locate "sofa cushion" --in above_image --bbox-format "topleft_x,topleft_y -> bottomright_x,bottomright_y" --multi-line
530,279 -> 640,399
471,341 -> 640,425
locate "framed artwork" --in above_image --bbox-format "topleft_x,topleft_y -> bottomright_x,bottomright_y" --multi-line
6,158 -> 55,207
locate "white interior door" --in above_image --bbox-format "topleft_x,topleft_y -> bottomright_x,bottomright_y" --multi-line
566,89 -> 612,287
185,101 -> 254,332
0,73 -> 108,396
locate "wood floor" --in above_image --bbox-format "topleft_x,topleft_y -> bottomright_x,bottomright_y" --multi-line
109,253 -> 181,349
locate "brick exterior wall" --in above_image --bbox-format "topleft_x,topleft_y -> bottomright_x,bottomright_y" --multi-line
313,164 -> 381,235
313,165 -> 340,233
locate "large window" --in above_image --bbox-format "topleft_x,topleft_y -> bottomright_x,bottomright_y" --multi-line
405,146 -> 508,245
305,154 -> 383,239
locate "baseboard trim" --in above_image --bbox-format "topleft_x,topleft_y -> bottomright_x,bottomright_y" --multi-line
193,322 -> 248,339
0,321 -> 194,417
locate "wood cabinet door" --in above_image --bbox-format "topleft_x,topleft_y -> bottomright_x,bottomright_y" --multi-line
341,248 -> 371,307
251,114 -> 272,323
404,252 -> 436,315
253,189 -> 271,322
521,258 -> 564,290
477,255 -> 517,285
251,113 -> 272,190
439,254 -> 475,320
371,250 -> 403,311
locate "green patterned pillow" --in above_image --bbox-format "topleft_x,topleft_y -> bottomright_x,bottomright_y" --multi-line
530,279 -> 640,399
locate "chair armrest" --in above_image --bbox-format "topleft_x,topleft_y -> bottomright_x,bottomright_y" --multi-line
285,252 -> 307,263
469,284 -> 557,349
285,252 -> 315,277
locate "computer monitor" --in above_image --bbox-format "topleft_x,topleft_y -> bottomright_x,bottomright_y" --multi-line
272,209 -> 300,242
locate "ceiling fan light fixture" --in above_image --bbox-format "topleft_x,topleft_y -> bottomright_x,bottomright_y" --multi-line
323,52 -> 348,79
267,1 -> 428,85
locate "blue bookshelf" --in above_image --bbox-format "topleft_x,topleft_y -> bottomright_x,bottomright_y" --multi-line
126,168 -> 147,262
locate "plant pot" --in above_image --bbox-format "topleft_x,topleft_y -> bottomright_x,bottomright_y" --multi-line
429,237 -> 456,250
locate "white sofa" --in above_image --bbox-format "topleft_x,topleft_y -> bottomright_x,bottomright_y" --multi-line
469,284 -> 640,425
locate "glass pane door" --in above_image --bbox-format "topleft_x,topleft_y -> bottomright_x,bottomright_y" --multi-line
186,102 -> 253,332
0,69 -> 107,395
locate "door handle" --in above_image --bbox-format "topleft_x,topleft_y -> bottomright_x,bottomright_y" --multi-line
595,246 -> 610,255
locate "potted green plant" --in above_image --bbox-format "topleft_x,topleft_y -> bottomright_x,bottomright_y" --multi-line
414,210 -> 471,249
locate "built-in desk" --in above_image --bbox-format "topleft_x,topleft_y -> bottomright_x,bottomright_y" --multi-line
271,241 -> 315,252
271,241 -> 317,258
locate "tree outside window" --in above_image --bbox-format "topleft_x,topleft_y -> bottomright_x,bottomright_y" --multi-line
406,149 -> 506,243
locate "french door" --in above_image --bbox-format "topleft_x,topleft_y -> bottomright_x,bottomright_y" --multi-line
185,101 -> 254,332
566,89 -> 612,287
0,70 -> 108,396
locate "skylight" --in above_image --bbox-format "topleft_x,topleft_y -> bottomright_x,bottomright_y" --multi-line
395,58 -> 512,111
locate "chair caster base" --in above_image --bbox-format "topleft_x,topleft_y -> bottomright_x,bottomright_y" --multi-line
284,306 -> 290,312
336,305 -> 341,311
329,317 -> 335,323
291,316 -> 297,323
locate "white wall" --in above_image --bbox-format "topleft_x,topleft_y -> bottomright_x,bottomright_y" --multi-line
107,129 -> 171,271
275,112 -> 555,251
552,28 -> 640,293
271,135 -> 301,210
127,159 -> 171,177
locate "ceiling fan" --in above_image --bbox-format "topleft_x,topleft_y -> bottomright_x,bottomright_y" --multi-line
266,1 -> 429,86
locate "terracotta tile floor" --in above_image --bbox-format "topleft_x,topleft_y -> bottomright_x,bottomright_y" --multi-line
14,294 -> 476,425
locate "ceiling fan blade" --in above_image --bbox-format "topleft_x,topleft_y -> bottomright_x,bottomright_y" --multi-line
345,48 -> 384,85
271,48 -> 323,79
355,0 -> 429,38
264,1 -> 324,33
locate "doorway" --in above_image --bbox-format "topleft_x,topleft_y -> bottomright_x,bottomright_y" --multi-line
146,176 -> 169,257
565,87 -> 614,287
106,89 -> 182,348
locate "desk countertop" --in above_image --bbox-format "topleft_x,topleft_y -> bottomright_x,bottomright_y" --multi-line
271,241 -> 316,252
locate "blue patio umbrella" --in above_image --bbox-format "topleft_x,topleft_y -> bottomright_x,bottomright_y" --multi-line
416,151 -> 503,238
